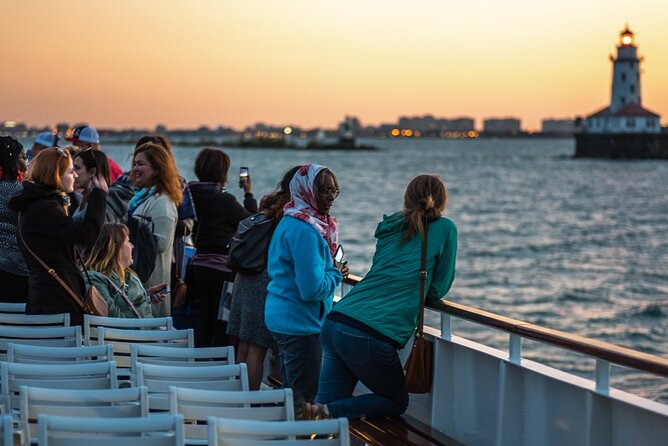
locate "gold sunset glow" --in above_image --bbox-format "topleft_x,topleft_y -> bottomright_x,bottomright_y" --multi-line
2,0 -> 667,130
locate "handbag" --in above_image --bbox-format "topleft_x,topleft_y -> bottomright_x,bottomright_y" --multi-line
17,216 -> 108,317
404,216 -> 434,394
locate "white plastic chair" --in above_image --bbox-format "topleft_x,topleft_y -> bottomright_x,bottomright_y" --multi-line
7,344 -> 113,364
136,363 -> 248,411
0,414 -> 12,446
0,326 -> 82,361
37,413 -> 184,446
1,361 -> 118,414
131,344 -> 234,375
83,314 -> 173,345
0,302 -> 26,314
0,312 -> 70,328
20,386 -> 148,445
169,387 -> 293,445
97,327 -> 193,369
207,417 -> 350,446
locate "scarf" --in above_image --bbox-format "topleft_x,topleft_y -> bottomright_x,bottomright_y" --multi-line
283,164 -> 338,255
127,186 -> 155,217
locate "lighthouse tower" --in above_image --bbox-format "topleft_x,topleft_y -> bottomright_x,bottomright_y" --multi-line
610,25 -> 641,113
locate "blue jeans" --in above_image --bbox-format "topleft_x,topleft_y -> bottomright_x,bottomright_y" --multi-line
316,319 -> 409,419
271,332 -> 322,420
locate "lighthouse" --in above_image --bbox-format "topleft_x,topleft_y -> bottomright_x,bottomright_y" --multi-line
575,26 -> 667,158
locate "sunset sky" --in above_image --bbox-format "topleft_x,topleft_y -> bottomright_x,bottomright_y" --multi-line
3,0 -> 667,131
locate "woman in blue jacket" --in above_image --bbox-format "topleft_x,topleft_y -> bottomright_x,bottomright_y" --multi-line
265,164 -> 347,420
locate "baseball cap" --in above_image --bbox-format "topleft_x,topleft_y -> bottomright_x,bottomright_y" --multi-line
34,131 -> 59,148
66,126 -> 100,144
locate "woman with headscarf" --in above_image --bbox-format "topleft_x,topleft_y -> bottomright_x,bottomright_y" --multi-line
0,136 -> 29,302
265,164 -> 348,420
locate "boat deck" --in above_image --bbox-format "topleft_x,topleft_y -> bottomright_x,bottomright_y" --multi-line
350,415 -> 464,446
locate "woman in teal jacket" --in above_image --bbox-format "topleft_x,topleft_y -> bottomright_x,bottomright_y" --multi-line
314,174 -> 457,420
265,164 -> 347,420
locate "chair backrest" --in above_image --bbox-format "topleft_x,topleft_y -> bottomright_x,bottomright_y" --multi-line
170,387 -> 293,444
21,385 -> 148,444
0,326 -> 82,361
0,415 -> 11,446
83,314 -> 174,344
137,363 -> 248,412
0,302 -> 26,314
207,417 -> 350,446
37,413 -> 184,446
1,361 -> 118,413
97,327 -> 193,369
0,312 -> 70,328
131,344 -> 234,375
7,343 -> 113,364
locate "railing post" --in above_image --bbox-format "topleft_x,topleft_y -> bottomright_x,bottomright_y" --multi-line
509,334 -> 522,363
441,313 -> 452,341
595,359 -> 610,393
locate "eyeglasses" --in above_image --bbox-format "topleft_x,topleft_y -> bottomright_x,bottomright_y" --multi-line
317,186 -> 340,199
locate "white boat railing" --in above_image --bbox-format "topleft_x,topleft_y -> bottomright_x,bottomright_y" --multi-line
339,274 -> 668,446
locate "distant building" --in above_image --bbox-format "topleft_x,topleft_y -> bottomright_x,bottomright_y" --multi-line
584,26 -> 660,134
483,118 -> 521,135
542,119 -> 576,135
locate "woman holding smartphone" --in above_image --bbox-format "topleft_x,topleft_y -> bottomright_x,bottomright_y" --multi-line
186,148 -> 257,347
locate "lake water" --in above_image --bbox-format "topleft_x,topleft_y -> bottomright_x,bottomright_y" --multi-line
103,137 -> 668,402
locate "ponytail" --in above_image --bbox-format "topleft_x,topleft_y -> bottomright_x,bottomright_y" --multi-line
400,174 -> 447,244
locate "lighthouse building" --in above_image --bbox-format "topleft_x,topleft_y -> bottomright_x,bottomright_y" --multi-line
584,26 -> 661,134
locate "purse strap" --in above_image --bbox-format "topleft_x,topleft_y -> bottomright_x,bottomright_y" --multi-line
17,213 -> 86,310
416,214 -> 429,338
105,275 -> 143,319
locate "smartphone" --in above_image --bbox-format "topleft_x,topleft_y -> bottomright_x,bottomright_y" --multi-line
239,167 -> 250,188
333,245 -> 345,263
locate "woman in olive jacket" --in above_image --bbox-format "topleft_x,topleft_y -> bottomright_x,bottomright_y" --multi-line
9,148 -> 107,326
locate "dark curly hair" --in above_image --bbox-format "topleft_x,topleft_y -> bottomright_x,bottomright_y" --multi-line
0,136 -> 24,181
260,165 -> 302,219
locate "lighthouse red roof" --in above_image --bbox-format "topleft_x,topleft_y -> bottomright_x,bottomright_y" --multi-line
587,103 -> 660,119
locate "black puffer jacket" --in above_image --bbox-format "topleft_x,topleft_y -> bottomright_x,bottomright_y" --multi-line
188,182 -> 257,254
8,182 -> 106,326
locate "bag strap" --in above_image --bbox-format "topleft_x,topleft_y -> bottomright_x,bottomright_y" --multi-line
75,248 -> 95,287
105,275 -> 143,319
416,214 -> 429,338
17,213 -> 86,310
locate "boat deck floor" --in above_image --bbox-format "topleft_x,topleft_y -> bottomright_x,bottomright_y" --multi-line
349,415 -> 464,446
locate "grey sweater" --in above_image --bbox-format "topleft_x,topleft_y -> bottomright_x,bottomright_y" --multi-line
0,181 -> 28,276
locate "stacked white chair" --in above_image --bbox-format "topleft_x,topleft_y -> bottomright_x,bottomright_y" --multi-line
0,313 -> 70,328
0,414 -> 12,446
136,363 -> 248,411
0,361 -> 118,414
0,326 -> 81,361
207,417 -> 350,446
169,387 -> 293,444
7,344 -> 112,364
20,386 -> 148,445
37,413 -> 184,446
0,303 -> 26,314
83,315 -> 173,345
130,344 -> 234,376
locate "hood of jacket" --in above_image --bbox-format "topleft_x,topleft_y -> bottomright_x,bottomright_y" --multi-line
374,211 -> 407,239
8,182 -> 78,213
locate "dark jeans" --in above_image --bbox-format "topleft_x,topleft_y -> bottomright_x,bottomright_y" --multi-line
271,332 -> 322,420
189,265 -> 232,347
316,319 -> 409,419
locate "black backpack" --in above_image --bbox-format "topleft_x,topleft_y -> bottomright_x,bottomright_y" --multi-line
227,213 -> 277,275
127,215 -> 159,283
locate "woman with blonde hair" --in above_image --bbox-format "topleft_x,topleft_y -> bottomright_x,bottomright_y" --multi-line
129,142 -> 182,316
314,174 -> 457,420
85,223 -> 166,318
9,147 -> 107,326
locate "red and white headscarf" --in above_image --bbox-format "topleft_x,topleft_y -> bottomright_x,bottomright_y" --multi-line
283,164 -> 339,255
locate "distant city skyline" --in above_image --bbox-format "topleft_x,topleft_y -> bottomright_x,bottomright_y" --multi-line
2,1 -> 667,130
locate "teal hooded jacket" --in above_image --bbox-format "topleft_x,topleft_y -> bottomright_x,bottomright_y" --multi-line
332,211 -> 457,348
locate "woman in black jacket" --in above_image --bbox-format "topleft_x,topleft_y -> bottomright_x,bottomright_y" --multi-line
186,148 -> 257,347
9,147 -> 107,326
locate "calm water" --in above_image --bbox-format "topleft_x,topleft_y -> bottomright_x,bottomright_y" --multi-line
103,137 -> 668,402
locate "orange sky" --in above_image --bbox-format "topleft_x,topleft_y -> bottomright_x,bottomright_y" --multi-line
2,0 -> 667,131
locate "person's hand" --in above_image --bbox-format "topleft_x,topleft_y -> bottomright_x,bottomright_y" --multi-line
89,174 -> 109,193
146,284 -> 169,303
242,175 -> 253,194
334,260 -> 349,279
